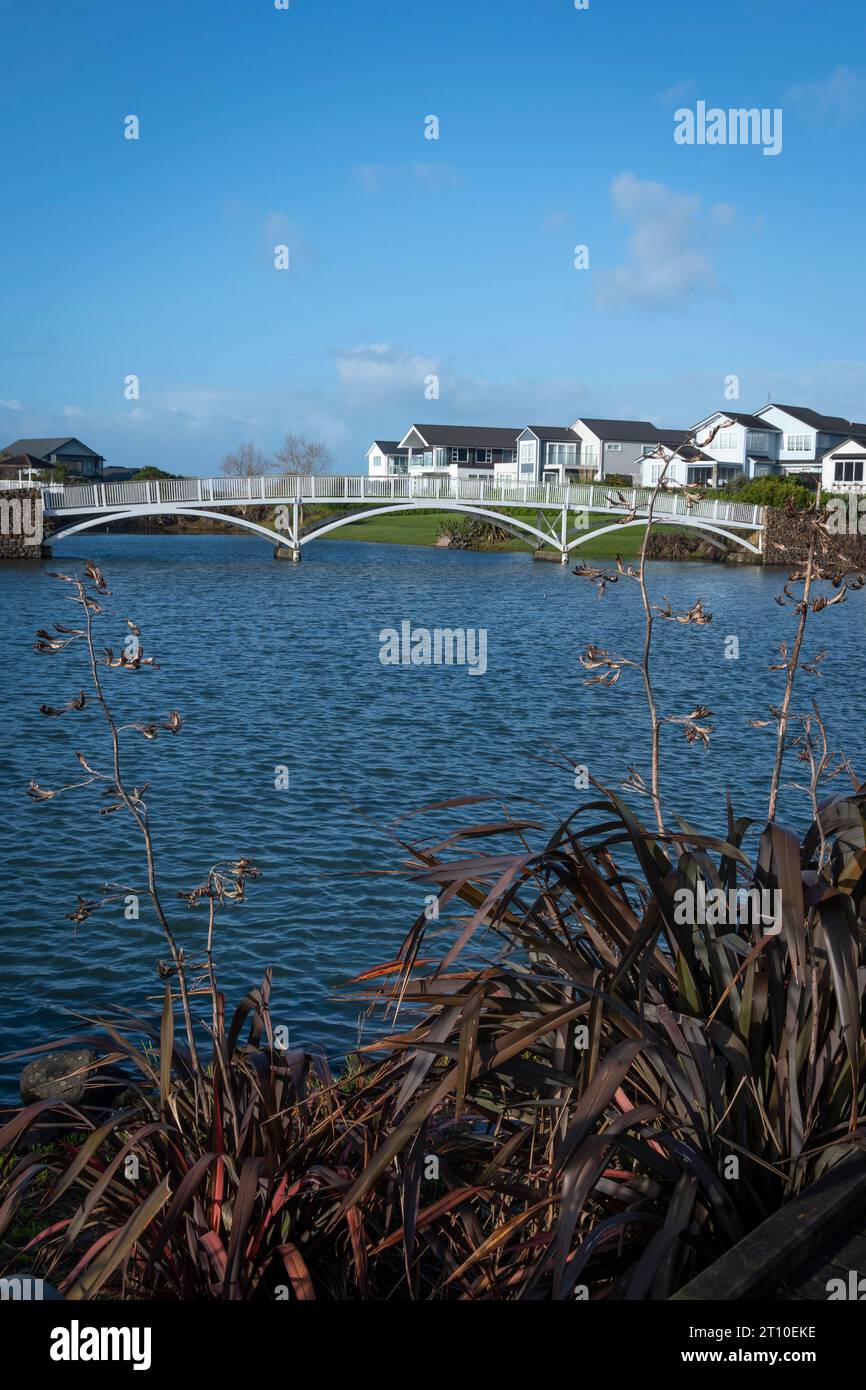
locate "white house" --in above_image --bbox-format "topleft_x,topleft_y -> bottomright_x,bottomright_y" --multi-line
754,405 -> 866,474
820,436 -> 866,492
505,419 -> 688,485
502,427 -> 583,485
394,425 -> 520,480
366,440 -> 409,476
641,410 -> 783,488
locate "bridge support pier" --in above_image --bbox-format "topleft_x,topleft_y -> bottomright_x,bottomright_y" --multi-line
274,498 -> 301,560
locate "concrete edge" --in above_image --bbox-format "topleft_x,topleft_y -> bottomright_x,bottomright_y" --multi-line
672,1148 -> 866,1300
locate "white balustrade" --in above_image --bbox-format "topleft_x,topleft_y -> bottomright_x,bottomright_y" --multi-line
36,473 -> 765,532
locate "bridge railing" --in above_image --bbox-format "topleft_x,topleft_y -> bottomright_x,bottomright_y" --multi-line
41,474 -> 764,528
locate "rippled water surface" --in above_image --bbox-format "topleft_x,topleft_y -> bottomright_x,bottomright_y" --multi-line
1,534 -> 864,1097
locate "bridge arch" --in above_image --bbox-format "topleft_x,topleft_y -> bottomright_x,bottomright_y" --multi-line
298,501 -> 555,549
47,498 -> 763,558
49,507 -> 287,548
566,517 -> 762,557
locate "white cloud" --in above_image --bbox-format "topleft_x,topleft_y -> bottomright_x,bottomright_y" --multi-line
0,398 -> 25,411
787,66 -> 864,119
595,172 -> 732,313
336,344 -> 440,398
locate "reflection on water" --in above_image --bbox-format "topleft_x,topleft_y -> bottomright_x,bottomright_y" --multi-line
0,534 -> 863,1096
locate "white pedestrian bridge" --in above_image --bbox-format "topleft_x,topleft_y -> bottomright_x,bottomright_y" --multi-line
17,474 -> 765,560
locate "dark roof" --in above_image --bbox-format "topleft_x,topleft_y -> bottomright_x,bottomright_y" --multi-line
402,424 -> 521,448
713,412 -> 781,432
676,445 -> 714,463
523,425 -> 578,442
2,436 -> 104,460
370,440 -> 407,454
817,436 -> 866,461
577,418 -> 659,442
760,405 -> 853,434
657,428 -> 694,446
101,466 -> 139,481
0,452 -> 47,470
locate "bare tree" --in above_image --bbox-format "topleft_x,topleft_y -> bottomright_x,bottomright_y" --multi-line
220,441 -> 271,477
274,433 -> 334,476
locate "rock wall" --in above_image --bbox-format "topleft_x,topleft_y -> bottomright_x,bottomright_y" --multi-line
0,488 -> 48,560
762,504 -> 866,570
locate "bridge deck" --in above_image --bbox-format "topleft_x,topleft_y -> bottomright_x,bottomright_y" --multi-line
23,474 -> 764,531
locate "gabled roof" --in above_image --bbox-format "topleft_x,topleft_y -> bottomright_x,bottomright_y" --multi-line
398,424 -> 521,449
521,425 -> 578,442
672,445 -> 714,463
368,440 -> 407,454
694,411 -> 781,433
657,428 -> 694,446
2,436 -> 104,460
572,418 -> 659,442
757,405 -> 853,434
817,436 -> 866,461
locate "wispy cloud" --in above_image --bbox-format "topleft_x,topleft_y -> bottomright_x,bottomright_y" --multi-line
336,344 -> 441,399
354,162 -> 462,194
0,398 -> 25,411
786,66 -> 864,119
660,78 -> 696,105
544,210 -> 570,231
595,172 -> 732,313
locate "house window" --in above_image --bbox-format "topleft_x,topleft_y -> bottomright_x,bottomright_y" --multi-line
786,434 -> 811,452
520,462 -> 534,476
501,450 -> 516,464
747,432 -> 769,453
451,448 -> 469,464
641,445 -> 657,457
606,442 -> 622,452
475,448 -> 492,464
834,458 -> 865,482
717,431 -> 739,450
546,442 -> 577,469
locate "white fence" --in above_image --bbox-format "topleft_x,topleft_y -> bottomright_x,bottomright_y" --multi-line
35,474 -> 764,529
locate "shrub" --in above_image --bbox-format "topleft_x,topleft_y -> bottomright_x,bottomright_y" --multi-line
707,477 -> 816,509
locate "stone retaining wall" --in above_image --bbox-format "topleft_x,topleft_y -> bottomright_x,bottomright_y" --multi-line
0,488 -> 48,560
762,503 -> 866,569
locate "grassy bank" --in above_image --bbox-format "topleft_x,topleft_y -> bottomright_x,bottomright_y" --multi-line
305,505 -> 682,558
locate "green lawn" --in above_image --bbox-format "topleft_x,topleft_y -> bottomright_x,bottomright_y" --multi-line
304,505 -> 675,559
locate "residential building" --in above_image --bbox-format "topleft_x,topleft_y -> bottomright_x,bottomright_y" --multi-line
366,440 -> 409,476
368,419 -> 685,486
569,418 -> 689,482
396,425 -> 520,480
1,436 -> 105,480
754,405 -> 866,474
820,436 -> 866,492
504,427 -> 583,485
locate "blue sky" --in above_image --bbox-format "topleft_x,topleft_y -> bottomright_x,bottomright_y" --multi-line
1,0 -> 865,474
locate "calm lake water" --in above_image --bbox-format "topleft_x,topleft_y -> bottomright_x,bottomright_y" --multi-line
1,534 -> 864,1097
